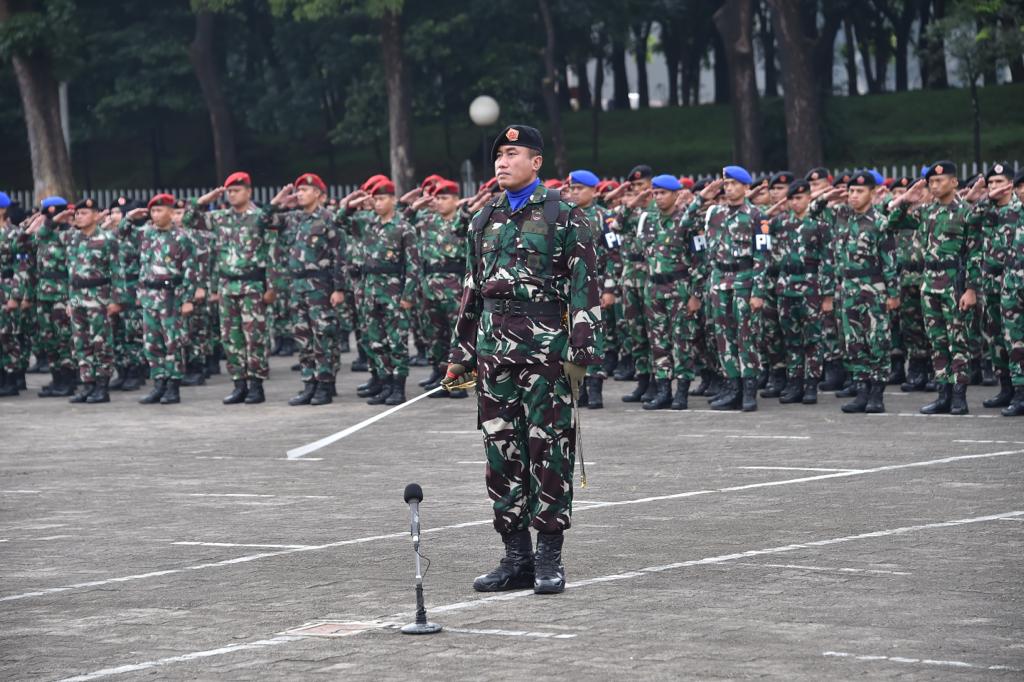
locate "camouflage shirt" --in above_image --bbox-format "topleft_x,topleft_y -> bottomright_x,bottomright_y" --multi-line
579,203 -> 622,295
136,224 -> 199,311
642,206 -> 703,298
0,220 -> 24,302
356,212 -> 420,303
758,210 -> 834,299
416,211 -> 467,302
115,220 -> 144,306
617,202 -> 655,288
265,205 -> 346,296
64,227 -> 124,308
888,198 -> 984,294
29,217 -> 72,301
971,197 -> 1022,294
686,197 -> 765,292
823,204 -> 899,300
184,201 -> 273,296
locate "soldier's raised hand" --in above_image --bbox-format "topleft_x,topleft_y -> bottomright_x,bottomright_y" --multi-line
699,179 -> 724,202
766,197 -> 788,217
627,188 -> 652,209
126,207 -> 149,221
198,186 -> 226,206
964,177 -> 987,203
399,187 -> 422,205
271,184 -> 295,207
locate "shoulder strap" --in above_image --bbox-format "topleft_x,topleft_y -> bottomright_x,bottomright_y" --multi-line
541,187 -> 560,278
471,199 -> 499,280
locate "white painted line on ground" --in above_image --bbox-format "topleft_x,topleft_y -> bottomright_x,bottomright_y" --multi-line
726,435 -> 811,440
457,461 -> 598,465
953,439 -> 1024,445
194,456 -> 235,460
5,448 -> 1021,604
737,466 -> 863,473
172,541 -> 316,549
875,412 -> 1000,419
0,489 -> 41,494
822,651 -> 1022,672
276,458 -> 323,461
734,562 -> 911,576
183,493 -> 332,499
444,626 -> 576,639
428,430 -> 480,434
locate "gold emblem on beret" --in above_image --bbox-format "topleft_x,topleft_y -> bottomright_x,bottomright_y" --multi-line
506,128 -> 519,142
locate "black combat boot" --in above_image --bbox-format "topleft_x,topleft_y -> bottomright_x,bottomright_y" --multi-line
0,370 -> 16,397
741,377 -> 758,412
223,379 -> 248,404
577,380 -> 589,408
310,380 -> 333,406
290,362 -> 301,372
969,358 -> 983,385
13,370 -> 26,390
587,377 -> 604,409
641,375 -> 659,403
865,381 -> 886,413
339,334 -> 351,353
419,364 -> 444,389
160,379 -> 181,404
244,378 -> 265,404
901,357 -> 927,392
472,530 -> 534,592
533,531 -> 566,595
778,376 -> 804,404
841,381 -> 869,413
949,383 -> 969,416
206,354 -> 221,376
280,337 -> 297,357
38,368 -> 62,397
642,378 -> 673,410
613,355 -> 635,381
384,376 -> 406,406
819,360 -> 846,391
1001,386 -> 1024,417
710,378 -> 742,410
288,381 -> 316,406
920,384 -> 952,414
367,377 -> 394,405
801,378 -> 818,405
69,381 -> 93,403
108,365 -> 127,391
410,346 -> 428,367
123,364 -> 145,391
835,377 -> 857,398
357,371 -> 383,398
270,336 -> 284,356
671,380 -> 690,410
86,376 -> 111,404
760,368 -> 787,398
887,356 -> 906,385
54,367 -> 76,396
981,360 -> 996,386
350,349 -> 368,372
622,373 -> 650,403
690,369 -> 713,396
139,378 -> 167,404
180,359 -> 205,386
601,350 -> 618,377
706,373 -> 725,402
983,374 -> 1014,408
448,387 -> 468,399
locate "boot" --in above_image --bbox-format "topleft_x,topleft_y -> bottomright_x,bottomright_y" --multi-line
801,378 -> 818,405
949,383 -> 969,415
690,369 -> 713,396
280,337 -> 297,357
122,364 -> 144,391
601,350 -> 618,377
778,376 -> 804,404
819,360 -> 846,391
901,357 -> 928,392
288,381 -> 316,406
472,530 -> 534,592
108,365 -> 127,391
981,360 -> 996,386
841,380 -> 869,413
671,380 -> 690,410
924,358 -> 937,391
69,382 -> 94,404
587,376 -> 604,409
0,370 -> 17,397
270,336 -> 284,356
705,373 -> 725,402
339,336 -> 351,354
86,377 -> 110,404
290,362 -> 301,372
310,380 -> 333,406
180,359 -> 205,386
419,364 -> 444,389
642,378 -> 673,410
760,368 -> 787,398
641,376 -> 658,403
206,354 -> 221,376
622,373 -> 650,403
38,368 -> 61,397
448,388 -> 469,399
969,358 -> 983,386
710,378 -> 742,410
865,381 -> 885,413
384,376 -> 407,406
533,531 -> 565,594
357,371 -> 384,398
159,379 -> 181,404
223,379 -> 248,404
741,377 -> 758,412
14,370 -> 26,390
920,384 -> 952,414
350,351 -> 368,372
835,378 -> 857,398
410,347 -> 428,367
1001,386 -> 1024,416
576,380 -> 589,408
243,379 -> 265,404
367,377 -> 394,405
983,374 -> 1014,408
54,367 -> 76,397
887,356 -> 906,385
757,366 -> 769,389
613,355 -> 635,381
139,378 -> 167,404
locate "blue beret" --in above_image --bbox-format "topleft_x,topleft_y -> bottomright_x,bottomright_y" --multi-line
0,192 -> 10,209
569,170 -> 600,187
40,196 -> 68,209
651,174 -> 682,191
722,165 -> 752,185
920,165 -> 930,178
868,169 -> 885,185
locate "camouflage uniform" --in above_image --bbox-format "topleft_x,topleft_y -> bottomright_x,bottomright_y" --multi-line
182,223 -> 214,373
617,203 -> 654,375
891,206 -> 930,368
415,211 -> 467,366
971,197 -> 1022,383
1001,217 -> 1024,388
28,217 -> 74,374
0,220 -> 24,380
449,185 -> 600,535
112,219 -> 146,373
579,202 -> 621,379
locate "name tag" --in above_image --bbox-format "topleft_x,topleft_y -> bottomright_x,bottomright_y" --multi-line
755,234 -> 771,251
604,231 -> 623,249
692,235 -> 707,252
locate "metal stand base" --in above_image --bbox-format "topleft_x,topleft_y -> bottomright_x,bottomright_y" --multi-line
401,622 -> 442,635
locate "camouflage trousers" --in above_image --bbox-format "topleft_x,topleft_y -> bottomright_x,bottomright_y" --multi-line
587,302 -> 617,379
220,292 -> 268,381
0,289 -> 20,372
622,283 -> 652,374
922,288 -> 973,385
979,290 -> 1009,376
779,293 -> 824,381
699,291 -> 719,374
891,281 -> 929,361
185,299 -> 213,364
35,299 -> 74,370
422,293 -> 460,365
838,281 -> 890,383
409,293 -> 426,352
1001,277 -> 1024,386
113,303 -> 146,368
141,306 -> 185,380
479,360 -> 575,535
713,287 -> 761,379
760,286 -> 785,371
70,304 -> 114,382
19,304 -> 34,371
271,287 -> 292,340
646,287 -> 698,381
365,298 -> 410,378
294,290 -> 337,383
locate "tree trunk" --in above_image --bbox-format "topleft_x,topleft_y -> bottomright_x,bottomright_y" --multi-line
853,18 -> 879,94
632,22 -> 651,108
611,37 -> 631,110
969,77 -> 981,166
873,25 -> 891,92
538,0 -> 568,176
189,11 -> 238,183
843,19 -> 858,95
576,58 -> 591,110
557,53 -> 572,110
592,53 -> 605,110
661,20 -> 681,106
767,0 -> 823,173
380,10 -> 415,193
592,54 -> 604,163
756,0 -> 778,97
813,5 -> 844,97
923,0 -> 949,88
894,27 -> 909,91
711,31 -> 731,104
713,0 -> 762,170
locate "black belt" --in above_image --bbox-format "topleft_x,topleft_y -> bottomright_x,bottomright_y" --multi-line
363,263 -> 403,274
650,270 -> 689,285
766,266 -> 780,278
0,268 -> 13,278
295,270 -> 334,280
625,254 -> 645,262
983,263 -> 1004,276
222,268 -> 266,282
925,259 -> 958,271
844,266 -> 882,278
900,262 -> 923,274
781,263 -> 817,275
715,257 -> 753,273
484,299 -> 563,317
72,276 -> 111,288
142,278 -> 183,290
424,261 -> 465,275
41,269 -> 67,281
124,276 -> 139,284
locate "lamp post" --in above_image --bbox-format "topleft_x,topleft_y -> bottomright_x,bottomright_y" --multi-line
469,96 -> 500,184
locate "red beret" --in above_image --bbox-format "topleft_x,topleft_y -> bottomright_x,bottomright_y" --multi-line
360,174 -> 389,192
679,177 -> 694,189
147,193 -> 176,209
371,180 -> 396,196
420,174 -> 444,190
596,180 -> 619,194
224,171 -> 251,187
482,177 -> 500,193
294,173 -> 327,192
432,180 -> 460,196
543,179 -> 563,189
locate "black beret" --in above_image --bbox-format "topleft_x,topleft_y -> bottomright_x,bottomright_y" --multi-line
805,167 -> 830,183
108,196 -> 129,211
76,197 -> 99,210
1014,169 -> 1024,187
925,160 -> 957,179
849,170 -> 877,188
891,177 -> 913,189
770,171 -> 794,187
833,171 -> 852,187
627,164 -> 653,181
985,162 -> 1012,181
786,179 -> 810,198
491,124 -> 543,162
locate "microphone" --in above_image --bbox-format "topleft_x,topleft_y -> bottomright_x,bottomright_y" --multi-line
400,482 -> 441,635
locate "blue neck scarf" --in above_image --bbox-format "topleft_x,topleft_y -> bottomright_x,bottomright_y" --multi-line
505,179 -> 540,212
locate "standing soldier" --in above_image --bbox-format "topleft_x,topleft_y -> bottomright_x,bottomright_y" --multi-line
888,177 -> 932,392
129,194 -> 199,405
186,172 -> 277,405
110,200 -> 147,391
998,171 -> 1024,416
267,174 -> 347,406
0,192 -> 24,397
759,172 -> 794,398
613,165 -> 654,395
443,124 -> 600,595
179,199 -> 214,387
